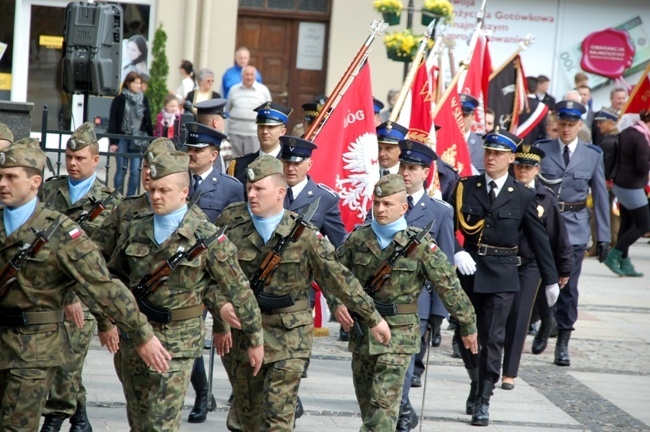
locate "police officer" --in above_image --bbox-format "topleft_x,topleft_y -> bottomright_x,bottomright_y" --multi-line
227,102 -> 292,185
107,151 -> 264,432
185,122 -> 244,223
394,140 -> 457,431
460,93 -> 485,174
215,156 -> 392,431
536,100 -> 610,367
0,139 -> 170,432
377,121 -> 409,176
290,102 -> 322,138
334,174 -> 477,431
194,98 -> 231,172
501,144 -> 573,390
39,122 -> 122,432
450,129 -> 559,426
373,97 -> 384,126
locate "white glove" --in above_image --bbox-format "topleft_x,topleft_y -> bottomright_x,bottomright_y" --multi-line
454,251 -> 477,276
545,283 -> 560,307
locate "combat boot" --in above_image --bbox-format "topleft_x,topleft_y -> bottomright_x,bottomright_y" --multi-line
395,398 -> 419,432
619,257 -> 643,277
470,380 -> 494,426
295,396 -> 305,419
465,367 -> 480,415
69,405 -> 92,432
40,415 -> 65,432
554,330 -> 571,366
532,315 -> 557,354
188,392 -> 217,423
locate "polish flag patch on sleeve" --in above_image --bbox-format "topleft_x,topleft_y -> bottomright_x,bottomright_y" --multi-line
315,231 -> 323,239
429,242 -> 437,251
218,233 -> 227,243
68,228 -> 81,239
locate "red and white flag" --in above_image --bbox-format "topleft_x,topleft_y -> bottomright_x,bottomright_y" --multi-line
621,63 -> 650,115
311,62 -> 379,231
458,31 -> 492,134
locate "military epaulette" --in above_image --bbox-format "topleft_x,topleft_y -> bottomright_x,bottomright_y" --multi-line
317,183 -> 338,197
459,176 -> 471,182
44,175 -> 67,183
585,143 -> 603,153
121,192 -> 147,202
534,139 -> 552,146
431,196 -> 452,209
221,172 -> 242,185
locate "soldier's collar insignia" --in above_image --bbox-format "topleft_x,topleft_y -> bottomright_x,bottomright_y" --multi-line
307,190 -> 313,196
247,168 -> 255,181
477,182 -> 482,187
508,187 -> 514,192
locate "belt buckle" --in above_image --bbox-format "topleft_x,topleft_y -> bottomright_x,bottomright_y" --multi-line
477,244 -> 488,256
390,304 -> 398,316
558,202 -> 565,212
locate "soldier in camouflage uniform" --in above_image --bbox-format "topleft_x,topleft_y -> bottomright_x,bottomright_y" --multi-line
0,139 -> 170,432
38,122 -> 122,432
107,151 -> 264,432
330,174 -> 478,431
215,155 -> 392,431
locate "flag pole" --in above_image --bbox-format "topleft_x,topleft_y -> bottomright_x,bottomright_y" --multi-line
431,65 -> 467,119
620,61 -> 650,116
456,0 -> 488,91
387,19 -> 438,127
489,34 -> 535,81
305,20 -> 388,141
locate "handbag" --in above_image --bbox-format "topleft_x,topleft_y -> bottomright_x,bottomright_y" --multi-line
129,129 -> 150,152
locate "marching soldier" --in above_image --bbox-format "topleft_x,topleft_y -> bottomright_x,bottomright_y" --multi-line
394,140 -> 457,431
39,122 -> 122,432
215,156 -> 392,431
107,151 -> 264,431
332,174 -> 477,431
227,102 -> 292,186
536,100 -> 610,367
501,144 -> 573,390
450,129 -> 559,426
0,139 -> 170,432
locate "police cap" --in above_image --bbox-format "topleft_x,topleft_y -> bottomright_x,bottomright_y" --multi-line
279,136 -> 318,162
255,102 -> 292,126
184,122 -> 227,149
399,139 -> 438,167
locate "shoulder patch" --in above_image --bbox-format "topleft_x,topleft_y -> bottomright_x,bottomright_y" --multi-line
317,183 -> 338,197
585,143 -> 603,154
429,240 -> 438,251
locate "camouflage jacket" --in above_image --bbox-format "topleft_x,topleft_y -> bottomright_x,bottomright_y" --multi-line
0,204 -> 154,369
39,175 -> 122,329
335,225 -> 477,356
216,202 -> 382,363
108,208 -> 263,359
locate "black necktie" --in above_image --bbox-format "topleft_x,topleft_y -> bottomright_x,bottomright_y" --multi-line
489,180 -> 497,204
407,196 -> 414,214
382,169 -> 390,176
192,174 -> 201,194
563,145 -> 571,167
288,187 -> 295,204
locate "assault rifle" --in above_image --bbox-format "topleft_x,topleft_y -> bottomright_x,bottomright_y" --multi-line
0,215 -> 63,299
132,226 -> 227,323
351,219 -> 434,337
250,197 -> 320,311
74,189 -> 121,226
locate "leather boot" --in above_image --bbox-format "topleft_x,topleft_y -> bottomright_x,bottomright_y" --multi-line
532,315 -> 557,354
470,380 -> 494,426
465,368 -> 479,415
554,330 -> 571,366
395,398 -> 419,432
603,248 -> 625,276
619,257 -> 643,277
69,405 -> 93,432
40,415 -> 65,432
188,392 -> 217,423
452,339 -> 461,358
295,396 -> 304,419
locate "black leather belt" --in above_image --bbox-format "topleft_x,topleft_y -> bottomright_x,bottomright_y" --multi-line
558,201 -> 586,212
469,243 -> 518,257
374,301 -> 418,316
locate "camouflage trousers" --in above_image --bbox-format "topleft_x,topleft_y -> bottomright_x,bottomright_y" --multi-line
42,314 -> 96,417
116,338 -> 193,432
223,352 -> 244,431
230,357 -> 305,432
352,352 -> 410,431
0,366 -> 56,431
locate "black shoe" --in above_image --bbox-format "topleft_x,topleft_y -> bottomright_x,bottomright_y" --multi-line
431,328 -> 441,347
395,399 -> 419,432
554,330 -> 571,366
295,396 -> 304,419
227,392 -> 234,405
69,405 -> 93,432
411,374 -> 422,388
532,316 -> 557,355
339,327 -> 349,342
470,380 -> 494,426
188,392 -> 215,423
40,416 -> 65,432
466,368 -> 479,415
452,339 -> 461,358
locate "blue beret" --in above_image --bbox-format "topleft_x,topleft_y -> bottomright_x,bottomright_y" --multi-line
373,98 -> 384,114
594,110 -> 618,122
459,93 -> 479,113
555,100 -> 586,120
279,135 -> 318,162
194,98 -> 227,117
399,139 -> 438,166
255,102 -> 293,126
377,122 -> 408,144
184,122 -> 227,148
483,129 -> 521,152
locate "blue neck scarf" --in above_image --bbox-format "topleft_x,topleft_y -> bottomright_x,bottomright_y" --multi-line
4,196 -> 38,236
248,204 -> 284,244
153,204 -> 187,245
371,217 -> 408,250
68,173 -> 96,205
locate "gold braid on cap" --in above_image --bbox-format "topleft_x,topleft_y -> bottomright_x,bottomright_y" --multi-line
455,182 -> 485,235
304,109 -> 319,118
516,152 -> 541,163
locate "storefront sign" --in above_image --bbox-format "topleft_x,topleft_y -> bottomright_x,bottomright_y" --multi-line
580,28 -> 635,79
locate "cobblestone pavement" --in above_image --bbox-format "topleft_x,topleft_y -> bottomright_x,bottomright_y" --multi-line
67,241 -> 649,431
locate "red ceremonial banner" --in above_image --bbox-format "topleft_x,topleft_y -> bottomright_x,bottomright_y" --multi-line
458,32 -> 492,134
434,88 -> 473,177
311,63 -> 380,231
621,63 -> 650,115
